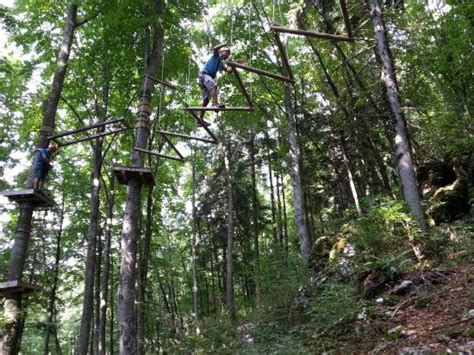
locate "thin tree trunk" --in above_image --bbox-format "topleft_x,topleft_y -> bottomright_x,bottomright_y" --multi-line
339,133 -> 362,215
98,177 -> 114,355
1,5 -> 77,353
267,163 -> 278,246
43,194 -> 65,355
367,0 -> 428,240
249,133 -> 260,305
117,2 -> 165,352
191,149 -> 200,333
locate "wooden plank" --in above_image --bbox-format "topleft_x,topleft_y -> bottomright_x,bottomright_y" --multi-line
48,118 -> 124,140
58,127 -> 130,147
112,166 -> 156,186
144,74 -> 176,90
227,61 -> 294,84
0,189 -> 54,208
184,106 -> 254,112
160,135 -> 184,160
270,25 -> 353,42
156,129 -> 217,144
133,148 -> 183,162
0,280 -> 42,294
186,110 -> 219,142
272,32 -> 295,82
230,66 -> 253,107
339,0 -> 353,38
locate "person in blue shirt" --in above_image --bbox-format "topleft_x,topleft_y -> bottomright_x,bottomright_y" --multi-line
198,43 -> 233,125
33,143 -> 58,190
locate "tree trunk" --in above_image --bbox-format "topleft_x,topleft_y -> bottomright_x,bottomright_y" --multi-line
249,133 -> 260,305
367,0 -> 428,238
98,177 -> 114,355
117,2 -> 165,353
284,82 -> 312,266
43,194 -> 65,355
0,5 -> 77,353
191,150 -> 200,332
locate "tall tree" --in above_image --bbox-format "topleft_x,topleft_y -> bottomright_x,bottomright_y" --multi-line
367,0 -> 428,241
0,4 -> 78,353
117,0 -> 165,352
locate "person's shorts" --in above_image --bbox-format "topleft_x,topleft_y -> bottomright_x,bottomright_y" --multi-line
198,73 -> 217,102
34,165 -> 48,180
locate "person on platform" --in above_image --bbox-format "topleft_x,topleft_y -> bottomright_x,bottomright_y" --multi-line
33,143 -> 58,190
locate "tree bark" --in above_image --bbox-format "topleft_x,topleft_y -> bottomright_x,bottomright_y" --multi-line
367,0 -> 428,238
191,150 -> 200,332
249,133 -> 260,305
1,4 -> 77,353
98,177 -> 114,355
117,2 -> 165,353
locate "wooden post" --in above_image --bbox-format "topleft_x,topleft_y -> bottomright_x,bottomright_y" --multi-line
227,60 -> 294,83
186,110 -> 219,142
272,32 -> 295,82
270,25 -> 353,42
48,118 -> 124,141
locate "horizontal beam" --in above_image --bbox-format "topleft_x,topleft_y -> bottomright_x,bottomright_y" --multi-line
48,118 -> 124,140
227,61 -> 294,84
57,127 -> 130,147
134,147 -> 183,162
156,129 -> 217,144
184,106 -> 254,112
144,74 -> 176,90
270,25 -> 353,42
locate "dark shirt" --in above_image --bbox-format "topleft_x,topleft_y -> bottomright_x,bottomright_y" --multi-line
36,148 -> 51,169
202,52 -> 225,78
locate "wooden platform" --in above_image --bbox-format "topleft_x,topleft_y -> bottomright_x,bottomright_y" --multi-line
184,106 -> 254,112
112,166 -> 156,186
0,280 -> 42,295
0,189 -> 54,208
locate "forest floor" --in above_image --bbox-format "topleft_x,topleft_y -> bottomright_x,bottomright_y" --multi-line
335,260 -> 474,354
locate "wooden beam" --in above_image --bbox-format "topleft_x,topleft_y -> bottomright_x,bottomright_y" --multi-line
156,128 -> 217,144
58,127 -> 130,147
227,60 -> 295,84
186,110 -> 219,143
144,74 -> 176,90
339,0 -> 353,38
270,25 -> 353,42
230,66 -> 253,107
48,118 -> 125,140
184,106 -> 254,112
133,147 -> 183,162
272,32 -> 295,82
160,134 -> 184,160
0,189 -> 54,208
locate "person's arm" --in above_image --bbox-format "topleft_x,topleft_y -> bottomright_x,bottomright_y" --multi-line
213,43 -> 227,54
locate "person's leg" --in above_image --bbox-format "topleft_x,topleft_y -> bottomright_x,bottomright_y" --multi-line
200,97 -> 210,121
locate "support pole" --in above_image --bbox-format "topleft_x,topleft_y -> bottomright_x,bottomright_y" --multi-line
57,127 -> 130,147
186,110 -> 219,142
48,118 -> 124,140
272,32 -> 295,83
270,25 -> 353,42
339,0 -> 353,38
227,60 -> 294,83
160,134 -> 184,160
156,128 -> 217,144
230,67 -> 253,107
133,147 -> 183,162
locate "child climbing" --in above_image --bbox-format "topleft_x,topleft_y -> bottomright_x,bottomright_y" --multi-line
33,143 -> 58,190
198,43 -> 233,126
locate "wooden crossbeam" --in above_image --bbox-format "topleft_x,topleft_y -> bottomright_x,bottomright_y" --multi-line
48,118 -> 125,141
270,25 -> 353,42
184,106 -> 254,112
160,134 -> 184,160
134,147 -> 183,162
186,110 -> 219,143
339,0 -> 353,38
144,74 -> 176,90
156,128 -> 217,144
272,32 -> 295,83
230,66 -> 253,107
227,60 -> 294,84
56,127 -> 130,147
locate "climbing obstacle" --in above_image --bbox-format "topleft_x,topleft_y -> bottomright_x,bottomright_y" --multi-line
0,280 -> 42,295
0,189 -> 54,208
112,166 -> 156,186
